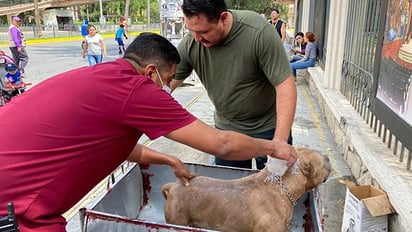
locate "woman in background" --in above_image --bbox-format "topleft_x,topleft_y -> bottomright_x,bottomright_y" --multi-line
82,25 -> 107,66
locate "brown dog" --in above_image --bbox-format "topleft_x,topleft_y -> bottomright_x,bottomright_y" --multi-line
161,147 -> 331,232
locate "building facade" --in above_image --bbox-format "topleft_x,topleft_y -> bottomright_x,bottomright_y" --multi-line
294,0 -> 412,231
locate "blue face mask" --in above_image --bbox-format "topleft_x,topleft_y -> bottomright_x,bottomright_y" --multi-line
162,85 -> 171,94
155,68 -> 171,94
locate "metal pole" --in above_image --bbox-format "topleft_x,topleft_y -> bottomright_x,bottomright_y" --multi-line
99,0 -> 104,26
99,0 -> 103,19
147,0 -> 150,27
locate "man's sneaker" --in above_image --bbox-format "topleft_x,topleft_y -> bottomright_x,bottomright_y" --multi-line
118,50 -> 122,55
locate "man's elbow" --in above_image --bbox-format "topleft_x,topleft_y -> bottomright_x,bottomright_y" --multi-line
210,131 -> 238,160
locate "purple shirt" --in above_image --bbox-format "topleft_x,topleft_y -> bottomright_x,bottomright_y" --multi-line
9,26 -> 23,48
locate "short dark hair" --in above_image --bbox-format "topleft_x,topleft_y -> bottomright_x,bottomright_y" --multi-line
295,32 -> 304,38
124,33 -> 180,73
182,0 -> 228,23
272,8 -> 280,14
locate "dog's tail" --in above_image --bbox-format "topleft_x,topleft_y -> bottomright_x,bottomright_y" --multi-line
161,183 -> 174,199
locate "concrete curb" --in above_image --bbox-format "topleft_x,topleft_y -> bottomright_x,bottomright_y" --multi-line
306,67 -> 412,232
0,30 -> 159,48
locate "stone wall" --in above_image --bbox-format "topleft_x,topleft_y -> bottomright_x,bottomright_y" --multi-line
305,67 -> 412,232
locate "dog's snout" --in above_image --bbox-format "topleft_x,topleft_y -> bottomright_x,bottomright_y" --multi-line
323,155 -> 331,169
322,155 -> 332,182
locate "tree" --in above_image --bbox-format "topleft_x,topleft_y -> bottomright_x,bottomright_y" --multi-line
78,0 -> 160,24
226,0 -> 288,19
125,0 -> 130,20
34,0 -> 42,37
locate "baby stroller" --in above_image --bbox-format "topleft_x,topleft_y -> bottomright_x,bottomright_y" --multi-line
0,50 -> 31,106
0,203 -> 19,232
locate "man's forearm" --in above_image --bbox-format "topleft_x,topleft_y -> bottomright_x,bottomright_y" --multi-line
127,144 -> 176,166
274,76 -> 297,142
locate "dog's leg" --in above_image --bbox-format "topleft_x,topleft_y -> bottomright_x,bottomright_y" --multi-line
253,214 -> 287,232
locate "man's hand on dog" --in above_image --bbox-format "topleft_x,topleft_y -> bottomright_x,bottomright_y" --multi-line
170,159 -> 197,186
270,142 -> 298,167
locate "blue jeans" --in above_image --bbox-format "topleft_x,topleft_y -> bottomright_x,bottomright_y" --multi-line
214,128 -> 293,170
9,46 -> 29,72
116,38 -> 125,46
290,55 -> 303,63
87,54 -> 103,66
291,58 -> 316,77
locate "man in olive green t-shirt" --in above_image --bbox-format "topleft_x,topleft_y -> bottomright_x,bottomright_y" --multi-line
170,0 -> 297,169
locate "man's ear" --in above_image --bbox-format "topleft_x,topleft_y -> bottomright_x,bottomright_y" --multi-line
220,12 -> 229,23
144,64 -> 156,77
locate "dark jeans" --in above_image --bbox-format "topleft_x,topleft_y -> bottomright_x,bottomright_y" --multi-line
214,128 -> 293,170
9,46 -> 29,72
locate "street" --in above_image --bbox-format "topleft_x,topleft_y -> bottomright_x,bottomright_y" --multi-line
24,38 -> 124,86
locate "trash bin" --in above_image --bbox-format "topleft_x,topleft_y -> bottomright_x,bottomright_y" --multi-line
81,19 -> 89,36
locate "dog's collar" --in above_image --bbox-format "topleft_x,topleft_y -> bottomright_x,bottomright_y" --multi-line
266,174 -> 297,206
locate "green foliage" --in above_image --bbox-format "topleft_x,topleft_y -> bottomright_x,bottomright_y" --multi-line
105,1 -> 125,21
0,0 -> 31,8
0,0 -> 288,26
84,0 -> 285,24
78,0 -> 160,24
226,0 -> 288,20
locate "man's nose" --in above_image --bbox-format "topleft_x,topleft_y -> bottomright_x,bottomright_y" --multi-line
192,32 -> 202,42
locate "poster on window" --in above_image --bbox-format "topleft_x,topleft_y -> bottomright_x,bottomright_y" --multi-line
160,0 -> 184,41
378,0 -> 412,126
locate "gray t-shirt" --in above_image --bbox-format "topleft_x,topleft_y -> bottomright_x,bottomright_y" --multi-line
176,10 -> 292,134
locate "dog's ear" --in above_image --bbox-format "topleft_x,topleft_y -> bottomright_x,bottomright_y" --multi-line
296,147 -> 322,178
300,159 -> 316,178
161,183 -> 173,199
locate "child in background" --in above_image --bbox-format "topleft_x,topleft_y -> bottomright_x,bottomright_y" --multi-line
120,16 -> 128,30
4,63 -> 21,86
115,24 -> 128,55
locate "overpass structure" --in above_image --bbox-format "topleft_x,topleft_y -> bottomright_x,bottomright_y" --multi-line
0,0 -> 115,19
